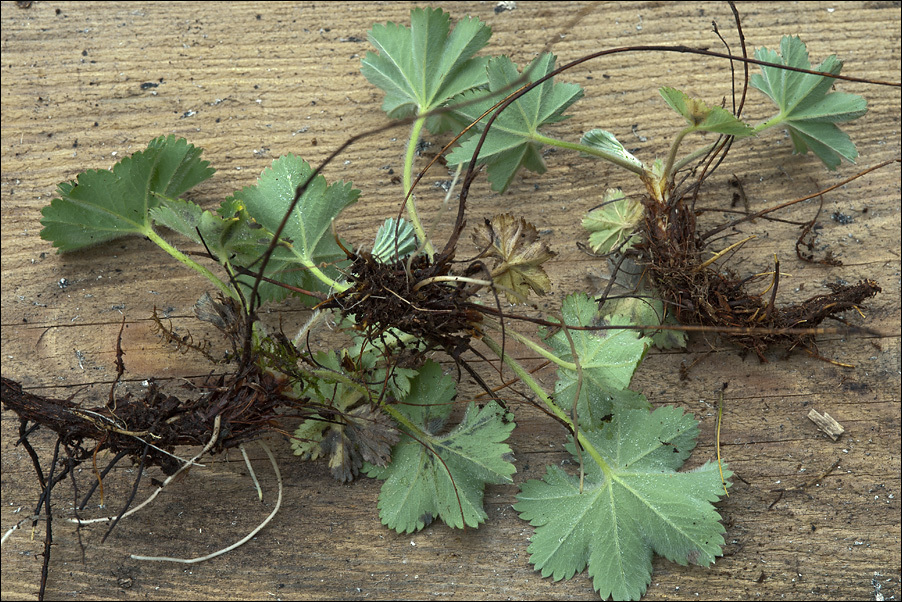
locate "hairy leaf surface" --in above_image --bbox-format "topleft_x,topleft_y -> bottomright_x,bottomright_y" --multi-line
515,406 -> 731,601
41,136 -> 214,251
372,218 -> 418,263
224,154 -> 359,302
751,36 -> 867,169
546,294 -> 650,425
659,87 -> 753,136
361,7 -> 490,132
447,54 -> 584,192
364,361 -> 516,533
581,188 -> 644,255
580,129 -> 646,172
150,196 -> 269,267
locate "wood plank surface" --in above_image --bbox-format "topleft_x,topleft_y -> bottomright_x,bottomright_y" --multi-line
2,2 -> 899,600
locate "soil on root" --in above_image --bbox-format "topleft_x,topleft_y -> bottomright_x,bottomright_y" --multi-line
638,189 -> 881,360
322,250 -> 483,357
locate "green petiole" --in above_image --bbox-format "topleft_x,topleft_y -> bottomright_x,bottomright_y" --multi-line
482,334 -> 612,477
143,228 -> 236,300
483,320 -> 576,371
531,132 -> 648,177
402,116 -> 435,258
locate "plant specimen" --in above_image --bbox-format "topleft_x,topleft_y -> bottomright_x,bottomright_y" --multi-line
2,4 -> 898,601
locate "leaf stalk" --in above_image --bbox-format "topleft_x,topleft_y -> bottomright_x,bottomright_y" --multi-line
482,334 -> 611,477
143,228 -> 236,300
403,116 -> 435,257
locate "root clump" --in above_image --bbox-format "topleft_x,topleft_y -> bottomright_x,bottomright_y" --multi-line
637,191 -> 881,359
324,250 -> 483,355
1,360 -> 310,476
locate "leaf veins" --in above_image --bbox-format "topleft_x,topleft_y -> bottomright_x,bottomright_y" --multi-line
473,214 -> 556,302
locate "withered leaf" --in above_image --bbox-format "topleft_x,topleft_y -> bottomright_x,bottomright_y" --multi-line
194,292 -> 242,332
323,404 -> 399,483
473,214 -> 556,302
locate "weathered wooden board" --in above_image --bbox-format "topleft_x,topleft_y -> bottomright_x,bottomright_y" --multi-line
2,2 -> 899,600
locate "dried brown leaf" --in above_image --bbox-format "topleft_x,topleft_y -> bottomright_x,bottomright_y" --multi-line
473,214 -> 556,302
324,404 -> 399,483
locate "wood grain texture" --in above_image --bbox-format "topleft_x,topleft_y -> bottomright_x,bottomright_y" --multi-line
2,2 -> 899,600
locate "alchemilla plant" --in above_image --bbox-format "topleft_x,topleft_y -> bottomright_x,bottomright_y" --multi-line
4,6 -> 886,601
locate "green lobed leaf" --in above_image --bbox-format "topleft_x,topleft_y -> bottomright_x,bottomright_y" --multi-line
659,87 -> 753,137
750,36 -> 867,170
581,188 -> 644,255
515,406 -> 732,601
224,154 -> 359,303
149,196 -> 207,242
41,135 -> 214,252
545,294 -> 651,426
580,129 -> 645,171
372,218 -> 418,263
361,7 -> 491,132
149,196 -> 268,266
585,254 -> 686,350
363,361 -> 516,533
446,53 -> 584,192
599,289 -> 687,350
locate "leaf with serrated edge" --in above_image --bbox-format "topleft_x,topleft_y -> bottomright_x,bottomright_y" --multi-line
473,214 -> 556,302
41,136 -> 214,252
659,87 -> 753,137
149,196 -> 208,243
361,7 -> 490,132
582,188 -> 644,255
598,286 -> 688,350
225,154 -> 359,302
750,36 -> 866,169
546,294 -> 650,425
515,406 -> 731,601
447,54 -> 584,192
364,361 -> 516,533
150,197 -> 262,266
